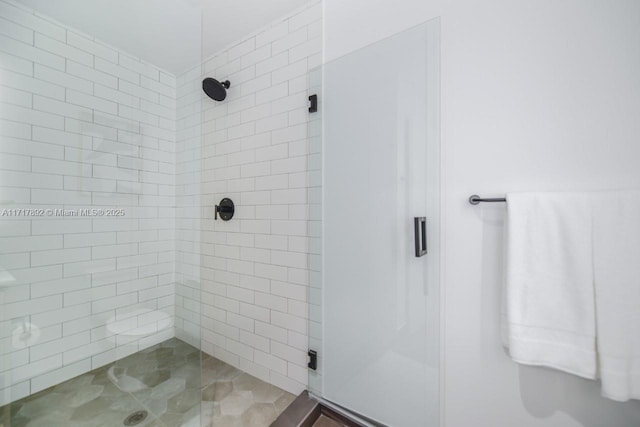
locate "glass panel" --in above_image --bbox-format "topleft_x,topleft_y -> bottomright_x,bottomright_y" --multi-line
307,66 -> 323,396
0,1 -> 202,425
311,19 -> 441,427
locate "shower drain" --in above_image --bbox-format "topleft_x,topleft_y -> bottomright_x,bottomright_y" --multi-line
123,410 -> 148,426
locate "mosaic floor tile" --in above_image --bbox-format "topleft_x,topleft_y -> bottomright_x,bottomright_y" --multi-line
219,390 -> 254,416
239,402 -> 278,427
1,338 -> 296,427
274,393 -> 297,413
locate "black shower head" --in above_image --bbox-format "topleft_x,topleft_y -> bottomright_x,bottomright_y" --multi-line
202,78 -> 231,101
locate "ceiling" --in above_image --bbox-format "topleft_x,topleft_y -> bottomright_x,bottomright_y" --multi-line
17,0 -> 316,75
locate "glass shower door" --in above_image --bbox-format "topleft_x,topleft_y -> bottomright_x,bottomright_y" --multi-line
309,20 -> 441,427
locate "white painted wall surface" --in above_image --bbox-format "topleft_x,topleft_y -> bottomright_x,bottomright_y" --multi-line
324,1 -> 640,426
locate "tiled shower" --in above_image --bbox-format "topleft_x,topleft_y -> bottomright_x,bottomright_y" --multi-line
1,0 -> 324,425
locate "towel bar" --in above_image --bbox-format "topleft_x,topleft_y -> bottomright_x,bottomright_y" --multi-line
469,195 -> 507,205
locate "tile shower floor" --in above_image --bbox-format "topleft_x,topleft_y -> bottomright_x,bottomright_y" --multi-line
2,338 -> 295,427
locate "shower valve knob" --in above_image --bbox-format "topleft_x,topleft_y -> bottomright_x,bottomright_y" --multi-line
214,198 -> 235,221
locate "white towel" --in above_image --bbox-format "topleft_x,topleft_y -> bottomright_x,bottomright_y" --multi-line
592,191 -> 640,401
504,192 -> 597,379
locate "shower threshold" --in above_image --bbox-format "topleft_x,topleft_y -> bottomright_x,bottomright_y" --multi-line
271,391 -> 378,427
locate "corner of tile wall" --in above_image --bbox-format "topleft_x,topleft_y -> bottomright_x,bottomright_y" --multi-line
176,0 -> 323,395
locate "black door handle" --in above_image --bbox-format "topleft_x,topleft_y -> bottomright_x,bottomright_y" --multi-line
414,217 -> 427,257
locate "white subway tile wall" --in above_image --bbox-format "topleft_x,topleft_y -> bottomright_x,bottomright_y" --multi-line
0,0 -> 178,405
174,63 -> 202,349
0,0 -> 322,405
176,1 -> 321,395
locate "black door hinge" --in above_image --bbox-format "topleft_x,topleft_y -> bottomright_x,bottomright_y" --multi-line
308,349 -> 317,370
308,94 -> 318,113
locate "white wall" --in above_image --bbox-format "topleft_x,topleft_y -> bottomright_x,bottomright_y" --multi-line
0,0 -> 177,405
176,1 -> 322,395
324,0 -> 640,426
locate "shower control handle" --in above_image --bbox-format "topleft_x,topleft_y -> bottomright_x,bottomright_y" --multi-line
414,217 -> 427,257
215,198 -> 235,221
